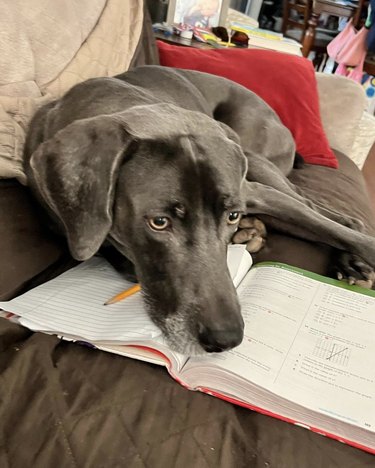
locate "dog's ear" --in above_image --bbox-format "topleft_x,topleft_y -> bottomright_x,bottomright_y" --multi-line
28,103 -> 192,261
28,114 -> 135,261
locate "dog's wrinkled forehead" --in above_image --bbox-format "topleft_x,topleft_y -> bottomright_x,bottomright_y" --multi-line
119,129 -> 247,214
178,135 -> 244,207
118,102 -> 247,178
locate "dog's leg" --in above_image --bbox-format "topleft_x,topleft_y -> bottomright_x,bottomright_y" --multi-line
244,151 -> 363,230
205,80 -> 363,228
243,181 -> 375,273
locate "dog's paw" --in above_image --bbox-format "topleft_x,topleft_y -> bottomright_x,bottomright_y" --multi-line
334,252 -> 375,289
232,217 -> 267,253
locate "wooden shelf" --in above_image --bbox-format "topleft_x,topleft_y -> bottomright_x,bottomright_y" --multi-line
364,59 -> 375,76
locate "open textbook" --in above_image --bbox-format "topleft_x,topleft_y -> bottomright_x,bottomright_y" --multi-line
1,245 -> 375,454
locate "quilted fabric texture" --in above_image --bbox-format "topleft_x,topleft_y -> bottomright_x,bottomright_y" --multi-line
0,0 -> 143,183
1,316 -> 374,467
44,0 -> 144,97
0,0 -> 107,87
157,41 -> 339,169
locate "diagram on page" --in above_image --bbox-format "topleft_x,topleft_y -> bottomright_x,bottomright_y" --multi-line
312,337 -> 351,367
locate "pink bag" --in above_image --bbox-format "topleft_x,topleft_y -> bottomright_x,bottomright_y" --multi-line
327,19 -> 368,67
334,54 -> 366,83
327,19 -> 356,61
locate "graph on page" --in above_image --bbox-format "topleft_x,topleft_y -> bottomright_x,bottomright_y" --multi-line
313,337 -> 351,367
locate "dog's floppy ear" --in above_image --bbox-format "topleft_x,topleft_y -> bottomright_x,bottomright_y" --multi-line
28,114 -> 135,261
28,103 -> 196,261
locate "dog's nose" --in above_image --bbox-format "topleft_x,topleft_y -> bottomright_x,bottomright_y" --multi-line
198,325 -> 243,353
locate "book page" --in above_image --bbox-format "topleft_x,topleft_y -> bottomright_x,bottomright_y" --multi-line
0,257 -> 162,342
273,273 -> 375,431
185,264 -> 375,431
0,245 -> 249,338
226,244 -> 253,288
0,245 -> 250,359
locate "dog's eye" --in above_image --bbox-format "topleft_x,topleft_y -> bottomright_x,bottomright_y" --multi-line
227,212 -> 241,225
148,216 -> 171,231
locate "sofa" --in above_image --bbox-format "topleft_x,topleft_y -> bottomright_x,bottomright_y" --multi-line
0,1 -> 375,466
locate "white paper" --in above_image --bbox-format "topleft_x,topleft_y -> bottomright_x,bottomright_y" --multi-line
0,245 -> 252,343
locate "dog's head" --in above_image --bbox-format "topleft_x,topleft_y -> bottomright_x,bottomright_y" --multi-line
27,103 -> 248,354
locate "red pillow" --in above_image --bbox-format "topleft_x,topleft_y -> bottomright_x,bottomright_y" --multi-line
157,41 -> 338,169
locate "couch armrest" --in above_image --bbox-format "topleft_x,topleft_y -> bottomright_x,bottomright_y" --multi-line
350,111 -> 375,169
316,73 -> 367,157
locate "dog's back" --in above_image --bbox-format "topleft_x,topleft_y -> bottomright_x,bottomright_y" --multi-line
26,66 -> 295,178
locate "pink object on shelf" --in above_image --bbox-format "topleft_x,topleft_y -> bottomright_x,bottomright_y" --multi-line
327,19 -> 369,83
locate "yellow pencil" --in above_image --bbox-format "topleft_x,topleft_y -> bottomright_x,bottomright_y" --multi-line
104,284 -> 141,305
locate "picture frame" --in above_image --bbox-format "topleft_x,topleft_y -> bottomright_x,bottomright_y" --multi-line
166,0 -> 230,29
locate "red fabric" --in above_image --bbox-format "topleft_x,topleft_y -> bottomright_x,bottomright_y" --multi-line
157,41 -> 338,169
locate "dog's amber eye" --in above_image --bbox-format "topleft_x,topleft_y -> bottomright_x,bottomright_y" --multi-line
148,216 -> 170,231
227,212 -> 240,225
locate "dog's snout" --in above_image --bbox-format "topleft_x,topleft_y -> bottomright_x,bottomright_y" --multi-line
198,324 -> 244,353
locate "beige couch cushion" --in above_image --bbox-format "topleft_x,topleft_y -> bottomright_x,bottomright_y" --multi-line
351,111 -> 375,169
316,73 -> 369,161
0,0 -> 143,184
0,0 -> 107,88
44,0 -> 144,97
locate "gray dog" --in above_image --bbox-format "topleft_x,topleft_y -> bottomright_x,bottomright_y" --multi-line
24,66 -> 375,355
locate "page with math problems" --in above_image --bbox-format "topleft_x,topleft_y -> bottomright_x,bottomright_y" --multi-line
186,264 -> 375,432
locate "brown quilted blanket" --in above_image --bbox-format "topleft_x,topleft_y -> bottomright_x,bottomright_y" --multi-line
1,317 -> 374,467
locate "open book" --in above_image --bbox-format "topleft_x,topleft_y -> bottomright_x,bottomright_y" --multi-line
1,245 -> 375,454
